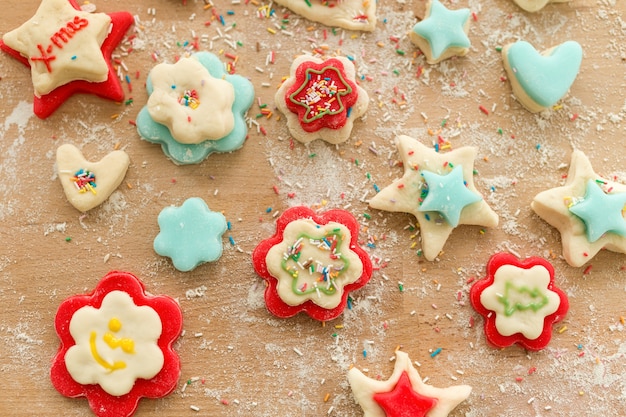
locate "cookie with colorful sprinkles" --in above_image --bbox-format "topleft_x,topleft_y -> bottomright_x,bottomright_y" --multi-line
252,206 -> 372,321
512,0 -> 571,13
273,0 -> 377,31
50,271 -> 183,417
275,55 -> 369,144
0,0 -> 133,118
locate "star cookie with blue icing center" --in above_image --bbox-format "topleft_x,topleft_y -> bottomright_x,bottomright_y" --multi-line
531,150 -> 626,267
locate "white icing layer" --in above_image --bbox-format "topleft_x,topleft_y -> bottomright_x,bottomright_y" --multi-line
266,219 -> 363,309
480,264 -> 561,340
65,291 -> 164,396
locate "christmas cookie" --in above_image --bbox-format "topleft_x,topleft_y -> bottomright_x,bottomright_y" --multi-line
0,0 -> 133,118
531,151 -> 626,267
502,40 -> 583,113
348,350 -> 472,417
56,144 -> 130,212
469,253 -> 569,351
512,0 -> 571,13
273,0 -> 377,32
50,271 -> 183,417
275,55 -> 369,145
252,206 -> 372,321
409,0 -> 471,65
136,52 -> 254,165
154,197 -> 228,272
369,135 -> 498,261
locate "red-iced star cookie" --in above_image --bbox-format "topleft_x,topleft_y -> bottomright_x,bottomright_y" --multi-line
0,0 -> 133,118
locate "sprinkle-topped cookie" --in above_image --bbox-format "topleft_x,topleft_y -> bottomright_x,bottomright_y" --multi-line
502,40 -> 583,113
512,0 -> 571,13
369,135 -> 498,261
56,144 -> 130,212
275,55 -> 368,144
50,271 -> 183,417
252,206 -> 372,321
273,0 -> 377,31
409,0 -> 471,64
531,151 -> 626,267
0,0 -> 133,118
348,350 -> 472,417
137,52 -> 254,164
154,197 -> 228,272
470,253 -> 569,351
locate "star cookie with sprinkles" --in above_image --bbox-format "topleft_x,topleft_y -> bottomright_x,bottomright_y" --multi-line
369,135 -> 498,261
348,350 -> 472,417
531,150 -> 626,267
0,0 -> 133,118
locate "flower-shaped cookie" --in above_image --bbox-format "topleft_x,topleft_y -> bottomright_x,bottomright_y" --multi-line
409,0 -> 471,64
273,0 -> 377,31
154,197 -> 227,272
0,0 -> 133,118
531,151 -> 626,267
137,52 -> 254,164
348,350 -> 472,417
369,135 -> 498,261
275,55 -> 369,144
252,206 -> 372,321
470,253 -> 569,351
51,271 -> 183,417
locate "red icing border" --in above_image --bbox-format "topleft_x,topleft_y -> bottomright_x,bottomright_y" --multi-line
469,253 -> 569,351
0,0 -> 133,119
284,58 -> 359,133
50,271 -> 183,417
252,206 -> 373,321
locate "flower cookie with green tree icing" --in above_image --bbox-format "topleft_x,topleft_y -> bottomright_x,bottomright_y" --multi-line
409,0 -> 471,64
51,271 -> 183,417
137,52 -> 254,164
502,40 -> 583,113
275,55 -> 369,144
0,0 -> 133,118
369,135 -> 498,261
252,206 -> 372,321
531,150 -> 626,267
470,253 -> 569,351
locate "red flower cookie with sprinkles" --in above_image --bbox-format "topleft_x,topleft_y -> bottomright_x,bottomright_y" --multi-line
252,206 -> 373,321
51,271 -> 183,417
275,55 -> 369,144
470,253 -> 569,351
0,0 -> 133,118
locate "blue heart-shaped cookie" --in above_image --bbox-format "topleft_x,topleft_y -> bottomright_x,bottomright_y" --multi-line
503,40 -> 583,112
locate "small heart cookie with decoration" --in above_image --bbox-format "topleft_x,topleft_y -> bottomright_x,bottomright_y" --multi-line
56,144 -> 130,212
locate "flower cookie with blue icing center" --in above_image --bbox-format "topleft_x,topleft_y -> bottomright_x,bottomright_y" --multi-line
137,52 -> 254,164
409,0 -> 471,64
502,40 -> 582,113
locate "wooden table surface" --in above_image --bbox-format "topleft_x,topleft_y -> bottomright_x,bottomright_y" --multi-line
0,0 -> 625,416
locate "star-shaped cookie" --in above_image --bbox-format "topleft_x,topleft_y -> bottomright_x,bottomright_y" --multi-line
369,135 -> 498,261
531,150 -> 626,267
348,350 -> 472,417
0,0 -> 133,118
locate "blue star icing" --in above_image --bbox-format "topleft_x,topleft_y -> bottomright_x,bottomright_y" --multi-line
154,197 -> 227,272
412,0 -> 471,60
419,165 -> 482,227
568,179 -> 626,242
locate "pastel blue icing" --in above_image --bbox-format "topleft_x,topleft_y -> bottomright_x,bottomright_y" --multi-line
154,197 -> 227,272
506,40 -> 583,108
137,52 -> 255,165
412,0 -> 471,60
418,165 -> 482,227
568,179 -> 626,242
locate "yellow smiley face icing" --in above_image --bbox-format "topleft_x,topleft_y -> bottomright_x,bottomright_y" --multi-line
64,291 -> 164,397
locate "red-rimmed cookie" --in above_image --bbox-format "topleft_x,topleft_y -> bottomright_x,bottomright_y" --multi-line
50,271 -> 183,417
469,253 -> 569,351
252,206 -> 373,321
0,0 -> 133,118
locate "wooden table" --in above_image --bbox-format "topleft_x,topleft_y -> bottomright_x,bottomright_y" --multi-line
0,0 -> 625,416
